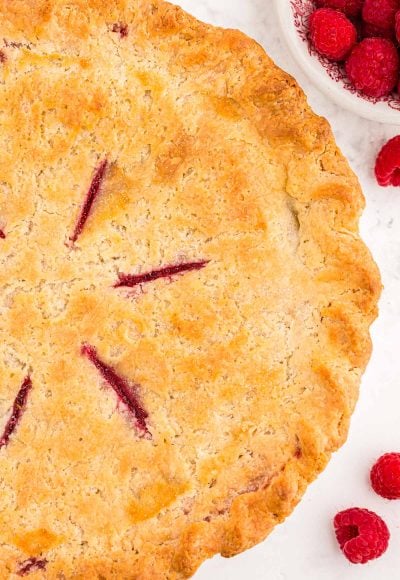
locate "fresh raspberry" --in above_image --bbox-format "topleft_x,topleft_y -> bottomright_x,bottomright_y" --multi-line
345,38 -> 399,97
309,8 -> 357,61
361,20 -> 396,39
371,453 -> 400,497
362,0 -> 399,32
334,508 -> 390,564
315,0 -> 364,17
375,136 -> 400,186
395,10 -> 400,42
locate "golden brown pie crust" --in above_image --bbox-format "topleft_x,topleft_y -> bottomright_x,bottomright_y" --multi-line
0,1 -> 380,578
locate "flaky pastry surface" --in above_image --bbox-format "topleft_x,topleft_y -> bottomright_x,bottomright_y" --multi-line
0,1 -> 380,578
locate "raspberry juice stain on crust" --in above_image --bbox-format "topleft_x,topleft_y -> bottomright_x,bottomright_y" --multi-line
0,377 -> 33,449
81,344 -> 150,437
0,230 -> 5,239
111,23 -> 129,38
17,558 -> 48,577
115,260 -> 210,289
69,159 -> 109,244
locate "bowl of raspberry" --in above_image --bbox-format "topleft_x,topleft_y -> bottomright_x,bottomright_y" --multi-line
275,0 -> 400,124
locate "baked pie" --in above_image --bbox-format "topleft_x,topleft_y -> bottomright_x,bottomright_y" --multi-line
0,0 -> 380,577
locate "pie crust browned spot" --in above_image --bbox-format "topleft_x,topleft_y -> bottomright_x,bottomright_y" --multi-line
0,1 -> 380,578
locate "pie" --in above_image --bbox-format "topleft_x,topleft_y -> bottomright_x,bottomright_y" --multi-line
0,1 -> 380,578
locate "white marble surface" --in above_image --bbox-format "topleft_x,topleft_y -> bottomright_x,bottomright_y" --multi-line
173,1 -> 400,579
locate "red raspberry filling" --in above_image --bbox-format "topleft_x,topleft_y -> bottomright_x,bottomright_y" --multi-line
309,8 -> 357,61
375,136 -> 400,186
0,377 -> 33,449
69,159 -> 108,244
345,38 -> 399,97
115,260 -> 210,289
371,453 -> 400,499
334,508 -> 390,564
81,344 -> 150,436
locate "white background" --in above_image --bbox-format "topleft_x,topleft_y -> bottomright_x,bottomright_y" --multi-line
174,1 -> 400,579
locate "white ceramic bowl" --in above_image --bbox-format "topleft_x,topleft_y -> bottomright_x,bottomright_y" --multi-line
274,0 -> 400,125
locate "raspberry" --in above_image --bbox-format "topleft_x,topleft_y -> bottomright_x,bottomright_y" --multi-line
375,136 -> 400,186
362,0 -> 399,31
334,508 -> 390,564
361,21 -> 396,39
371,453 -> 400,498
345,38 -> 399,97
315,0 -> 364,17
396,10 -> 400,42
309,9 -> 357,61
